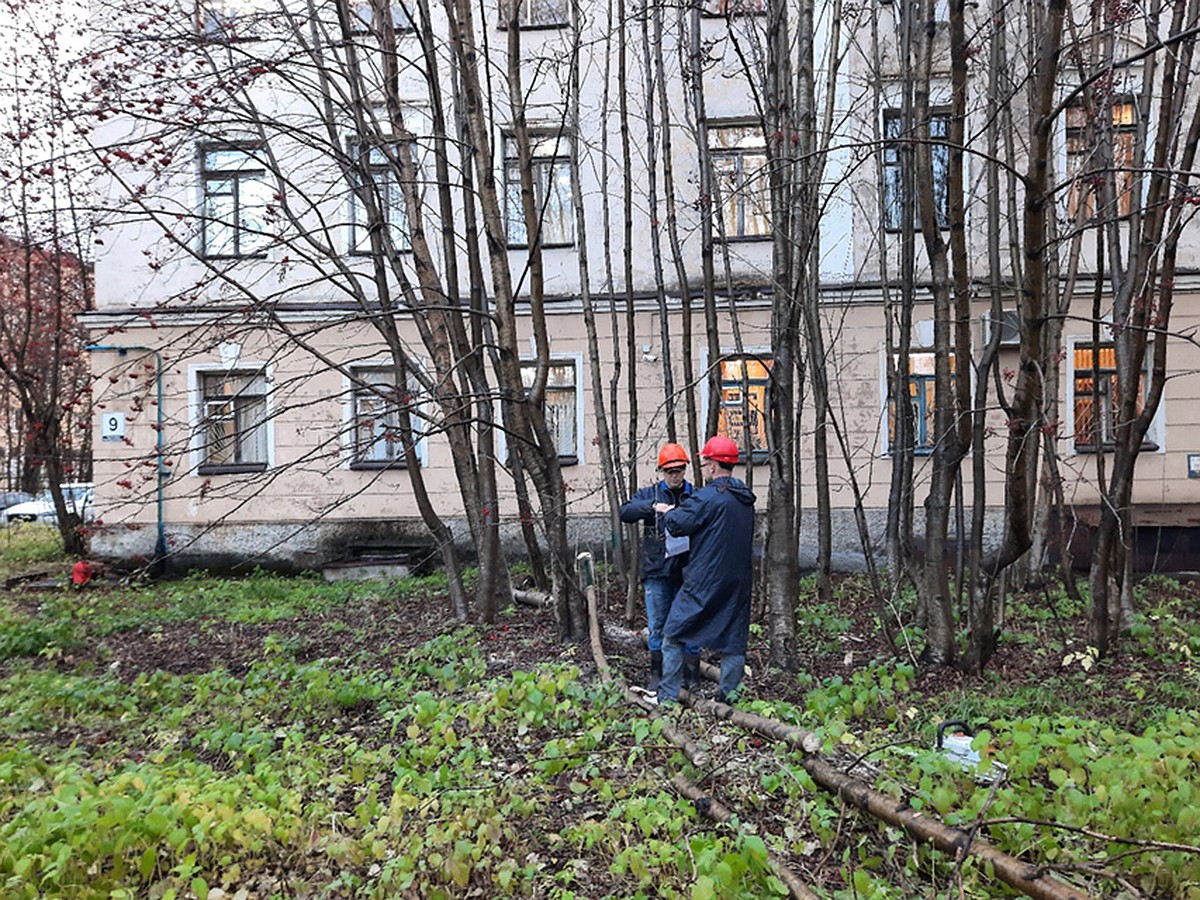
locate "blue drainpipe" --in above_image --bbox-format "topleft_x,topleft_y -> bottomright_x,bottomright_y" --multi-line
86,344 -> 167,571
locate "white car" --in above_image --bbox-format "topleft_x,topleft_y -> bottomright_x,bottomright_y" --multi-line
4,483 -> 94,525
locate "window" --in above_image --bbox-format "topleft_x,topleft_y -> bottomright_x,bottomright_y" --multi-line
1065,100 -> 1136,219
709,124 -> 770,239
701,0 -> 765,15
201,147 -> 270,258
349,142 -> 411,254
349,0 -> 413,33
504,133 -> 573,248
197,0 -> 262,40
718,356 -> 772,462
878,0 -> 949,20
350,366 -> 416,467
200,370 -> 268,472
520,360 -> 579,463
1072,342 -> 1153,451
501,0 -> 569,28
887,352 -> 950,455
882,109 -> 950,231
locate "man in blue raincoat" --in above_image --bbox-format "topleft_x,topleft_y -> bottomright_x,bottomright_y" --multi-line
658,434 -> 756,705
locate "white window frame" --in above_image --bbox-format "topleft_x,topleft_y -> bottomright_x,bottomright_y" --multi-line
188,363 -> 274,474
1064,334 -> 1164,455
502,130 -> 574,249
347,140 -> 412,255
500,0 -> 570,29
349,0 -> 413,34
497,353 -> 585,465
344,107 -> 430,256
199,145 -> 271,259
341,360 -> 429,469
707,121 -> 771,240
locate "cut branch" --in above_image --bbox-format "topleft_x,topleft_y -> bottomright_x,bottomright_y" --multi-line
671,774 -> 821,900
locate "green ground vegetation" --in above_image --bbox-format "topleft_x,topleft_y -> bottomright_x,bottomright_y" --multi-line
0,530 -> 1197,898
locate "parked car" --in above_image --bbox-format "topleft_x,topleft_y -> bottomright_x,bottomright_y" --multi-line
0,491 -> 34,518
4,483 -> 94,525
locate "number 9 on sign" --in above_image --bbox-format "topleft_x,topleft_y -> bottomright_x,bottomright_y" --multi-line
100,412 -> 126,442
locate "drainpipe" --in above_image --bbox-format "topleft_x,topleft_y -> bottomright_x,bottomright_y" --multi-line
86,344 -> 167,572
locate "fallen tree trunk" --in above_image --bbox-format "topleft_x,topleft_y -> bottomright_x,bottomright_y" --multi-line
683,690 -> 821,754
802,758 -> 1092,900
697,658 -> 751,684
512,589 -> 553,609
625,690 -> 709,768
671,774 -> 821,900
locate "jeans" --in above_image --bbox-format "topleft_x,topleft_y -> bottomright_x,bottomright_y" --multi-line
644,578 -> 699,654
659,641 -> 745,703
659,638 -> 685,702
718,654 -> 745,700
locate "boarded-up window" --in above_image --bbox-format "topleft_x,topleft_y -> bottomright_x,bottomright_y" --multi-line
887,352 -> 951,455
718,357 -> 772,461
1073,343 -> 1147,450
1065,101 -> 1137,219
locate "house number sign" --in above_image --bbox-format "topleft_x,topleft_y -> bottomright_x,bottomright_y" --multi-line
100,412 -> 126,443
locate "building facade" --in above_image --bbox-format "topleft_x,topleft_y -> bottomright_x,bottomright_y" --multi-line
85,0 -> 1200,570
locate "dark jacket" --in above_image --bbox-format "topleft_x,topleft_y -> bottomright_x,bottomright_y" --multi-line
661,476 -> 756,654
619,479 -> 693,581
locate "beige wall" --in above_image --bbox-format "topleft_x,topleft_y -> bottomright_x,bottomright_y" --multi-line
86,275 -> 1200,565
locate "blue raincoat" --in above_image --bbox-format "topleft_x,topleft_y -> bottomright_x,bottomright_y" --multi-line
661,476 -> 756,654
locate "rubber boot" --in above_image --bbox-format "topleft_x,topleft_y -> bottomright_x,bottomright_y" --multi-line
682,652 -> 701,690
648,650 -> 663,692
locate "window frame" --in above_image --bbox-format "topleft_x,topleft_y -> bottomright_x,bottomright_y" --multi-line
881,349 -> 957,457
707,121 -> 771,241
1064,97 -> 1138,221
347,139 -> 413,256
881,108 -> 952,233
515,355 -> 584,466
348,0 -> 414,35
344,362 -> 427,470
502,131 -> 574,250
694,350 -> 774,465
717,355 -> 773,464
699,0 -> 766,17
1067,337 -> 1161,454
191,365 -> 272,475
497,0 -> 570,30
196,0 -> 263,42
199,145 -> 270,260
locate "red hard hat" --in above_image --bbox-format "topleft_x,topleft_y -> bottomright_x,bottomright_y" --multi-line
700,435 -> 740,465
657,442 -> 689,468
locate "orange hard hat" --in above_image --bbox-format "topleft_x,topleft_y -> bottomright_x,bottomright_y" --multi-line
657,442 -> 690,468
700,435 -> 740,465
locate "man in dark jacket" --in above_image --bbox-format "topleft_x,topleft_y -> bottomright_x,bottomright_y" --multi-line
619,442 -> 698,690
658,434 -> 756,705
